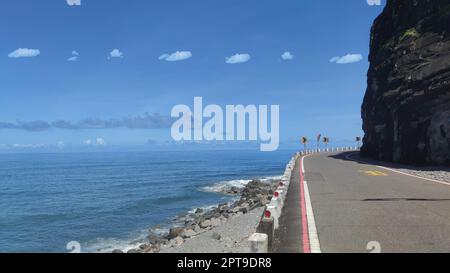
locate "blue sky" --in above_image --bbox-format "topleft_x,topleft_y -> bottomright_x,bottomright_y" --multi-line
0,0 -> 385,152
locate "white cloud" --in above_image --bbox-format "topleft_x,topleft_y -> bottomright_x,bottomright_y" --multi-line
96,137 -> 106,146
83,139 -> 92,145
159,51 -> 192,62
66,0 -> 81,6
226,53 -> 251,64
109,49 -> 124,59
8,48 -> 40,58
367,0 -> 381,6
329,54 -> 363,64
67,50 -> 79,61
11,143 -> 46,149
281,51 -> 294,60
57,141 -> 65,148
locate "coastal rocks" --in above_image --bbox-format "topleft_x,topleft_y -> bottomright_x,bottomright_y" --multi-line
238,203 -> 249,214
193,224 -> 202,233
223,186 -> 241,195
142,244 -> 160,253
172,236 -> 184,246
127,248 -> 142,254
147,235 -> 168,245
139,243 -> 161,253
195,208 -> 204,214
182,229 -> 197,238
218,204 -> 229,213
242,180 -> 274,199
167,227 -> 185,240
361,0 -> 450,165
124,177 -> 279,254
199,219 -> 212,229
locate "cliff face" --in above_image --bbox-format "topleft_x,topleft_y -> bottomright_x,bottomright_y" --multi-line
361,0 -> 450,165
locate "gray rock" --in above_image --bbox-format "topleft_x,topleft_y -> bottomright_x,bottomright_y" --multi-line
147,235 -> 168,245
167,227 -> 185,240
127,248 -> 142,254
211,232 -> 222,241
195,208 -> 204,214
140,243 -> 160,253
230,207 -> 240,213
224,186 -> 241,195
199,219 -> 212,228
145,244 -> 161,253
193,224 -> 202,233
210,217 -> 222,227
239,206 -> 249,214
182,229 -> 197,238
139,244 -> 149,250
171,236 -> 184,246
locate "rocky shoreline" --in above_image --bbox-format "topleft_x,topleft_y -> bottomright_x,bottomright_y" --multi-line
112,179 -> 279,253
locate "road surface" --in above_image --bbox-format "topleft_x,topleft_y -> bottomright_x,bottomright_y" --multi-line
273,152 -> 450,253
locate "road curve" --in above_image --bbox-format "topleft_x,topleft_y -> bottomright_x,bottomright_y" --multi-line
273,152 -> 450,253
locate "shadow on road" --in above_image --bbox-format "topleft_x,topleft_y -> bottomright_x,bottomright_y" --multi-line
328,152 -> 450,173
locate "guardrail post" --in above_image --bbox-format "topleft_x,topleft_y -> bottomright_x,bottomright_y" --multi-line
257,215 -> 274,251
248,233 -> 269,253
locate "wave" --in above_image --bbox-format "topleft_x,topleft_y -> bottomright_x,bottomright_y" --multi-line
83,230 -> 148,253
186,201 -> 234,214
199,175 -> 282,193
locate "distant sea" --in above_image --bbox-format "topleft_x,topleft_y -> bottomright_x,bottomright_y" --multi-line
0,150 -> 295,253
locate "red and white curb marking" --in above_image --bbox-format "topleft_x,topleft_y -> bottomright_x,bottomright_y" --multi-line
263,153 -> 299,230
300,155 -> 321,253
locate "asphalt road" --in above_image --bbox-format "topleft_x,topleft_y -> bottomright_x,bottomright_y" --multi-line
273,152 -> 450,253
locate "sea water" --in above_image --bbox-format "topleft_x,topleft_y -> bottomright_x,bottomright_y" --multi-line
0,149 -> 295,253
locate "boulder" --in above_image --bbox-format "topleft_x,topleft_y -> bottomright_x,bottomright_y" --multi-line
195,208 -> 204,214
127,248 -> 142,254
239,206 -> 249,214
212,232 -> 222,241
167,227 -> 185,240
182,229 -> 197,238
199,219 -> 212,228
225,186 -> 241,195
193,224 -> 202,233
139,244 -> 149,250
147,235 -> 167,245
139,243 -> 160,253
171,236 -> 184,246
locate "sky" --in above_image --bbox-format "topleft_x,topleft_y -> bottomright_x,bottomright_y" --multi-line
0,0 -> 386,152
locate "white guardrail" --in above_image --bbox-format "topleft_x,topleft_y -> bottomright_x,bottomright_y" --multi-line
248,147 -> 360,253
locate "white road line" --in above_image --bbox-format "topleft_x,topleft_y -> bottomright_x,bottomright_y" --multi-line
345,152 -> 450,186
302,155 -> 322,253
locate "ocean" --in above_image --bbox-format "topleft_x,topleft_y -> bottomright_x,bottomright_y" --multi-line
0,149 -> 295,253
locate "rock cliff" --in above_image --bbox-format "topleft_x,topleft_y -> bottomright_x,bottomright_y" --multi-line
361,0 -> 450,165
